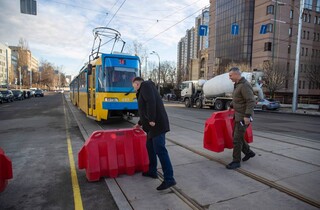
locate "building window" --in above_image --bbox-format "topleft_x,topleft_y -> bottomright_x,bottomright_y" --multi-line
304,0 -> 313,10
266,23 -> 273,33
288,45 -> 291,54
308,14 -> 311,23
264,42 -> 272,51
301,47 -> 304,56
290,10 -> 294,19
315,16 -> 318,24
299,80 -> 301,89
303,30 -> 306,39
318,33 -> 320,41
312,49 -> 315,57
267,5 -> 274,14
306,48 -> 308,56
314,32 -> 316,40
307,31 -> 310,39
317,0 -> 320,12
289,27 -> 292,36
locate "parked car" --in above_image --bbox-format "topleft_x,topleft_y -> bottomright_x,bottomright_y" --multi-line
0,90 -> 14,102
0,92 -> 4,104
12,90 -> 24,100
34,89 -> 44,97
255,98 -> 280,110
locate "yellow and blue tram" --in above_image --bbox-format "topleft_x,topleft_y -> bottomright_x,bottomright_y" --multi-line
70,53 -> 140,121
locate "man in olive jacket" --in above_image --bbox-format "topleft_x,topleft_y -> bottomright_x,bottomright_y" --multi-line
227,67 -> 256,169
132,77 -> 176,190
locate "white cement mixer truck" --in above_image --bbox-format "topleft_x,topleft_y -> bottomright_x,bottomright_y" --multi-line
180,71 -> 264,110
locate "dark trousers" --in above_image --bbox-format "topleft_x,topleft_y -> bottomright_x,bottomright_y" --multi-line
146,133 -> 175,183
232,122 -> 251,162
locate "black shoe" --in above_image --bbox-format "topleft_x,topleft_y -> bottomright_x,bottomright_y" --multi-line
242,151 -> 255,162
142,172 -> 158,179
226,161 -> 240,169
156,180 -> 176,191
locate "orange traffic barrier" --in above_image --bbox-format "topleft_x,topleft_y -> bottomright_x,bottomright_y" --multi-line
203,110 -> 253,153
0,147 -> 13,192
78,128 -> 149,181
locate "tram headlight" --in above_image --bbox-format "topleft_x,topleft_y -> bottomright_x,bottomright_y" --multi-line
104,98 -> 119,102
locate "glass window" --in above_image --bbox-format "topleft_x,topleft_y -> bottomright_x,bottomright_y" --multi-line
289,27 -> 292,36
288,45 -> 291,54
304,0 -> 313,10
307,31 -> 310,39
290,10 -> 294,19
314,16 -> 318,24
266,23 -> 273,32
301,47 -> 304,56
107,67 -> 136,88
264,42 -> 272,51
267,5 -> 274,14
317,0 -> 320,12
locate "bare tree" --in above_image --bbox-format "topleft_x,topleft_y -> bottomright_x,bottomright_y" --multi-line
262,62 -> 287,99
305,64 -> 320,89
40,59 -> 55,90
126,40 -> 148,76
160,61 -> 176,87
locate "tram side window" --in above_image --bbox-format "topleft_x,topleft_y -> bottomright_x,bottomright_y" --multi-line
97,66 -> 106,91
80,73 -> 86,88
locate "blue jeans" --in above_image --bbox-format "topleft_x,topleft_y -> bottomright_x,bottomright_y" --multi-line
146,133 -> 175,183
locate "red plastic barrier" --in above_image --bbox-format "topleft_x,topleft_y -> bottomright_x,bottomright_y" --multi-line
203,110 -> 253,153
78,128 -> 149,181
0,147 -> 13,192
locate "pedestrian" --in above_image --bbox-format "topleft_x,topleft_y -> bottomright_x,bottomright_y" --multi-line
132,77 -> 176,190
227,67 -> 256,169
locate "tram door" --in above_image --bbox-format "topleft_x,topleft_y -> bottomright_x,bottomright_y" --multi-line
88,66 -> 96,117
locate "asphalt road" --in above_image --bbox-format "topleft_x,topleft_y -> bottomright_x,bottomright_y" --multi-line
162,103 -> 320,141
0,93 -> 118,210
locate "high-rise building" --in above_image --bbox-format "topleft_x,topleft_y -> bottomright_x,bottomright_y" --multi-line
0,43 -> 12,87
207,0 -> 320,103
177,6 -> 210,81
252,0 -> 320,102
207,0 -> 255,77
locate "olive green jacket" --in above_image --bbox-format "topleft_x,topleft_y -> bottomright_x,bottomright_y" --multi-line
231,77 -> 255,122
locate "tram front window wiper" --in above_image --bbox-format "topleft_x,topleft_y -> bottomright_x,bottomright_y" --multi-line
125,88 -> 134,95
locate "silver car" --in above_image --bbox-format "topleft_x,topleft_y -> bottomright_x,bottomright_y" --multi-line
255,98 -> 280,110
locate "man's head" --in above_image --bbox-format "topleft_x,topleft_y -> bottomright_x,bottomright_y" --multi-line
132,77 -> 144,91
229,67 -> 242,83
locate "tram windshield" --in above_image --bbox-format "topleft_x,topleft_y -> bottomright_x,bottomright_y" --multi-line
98,67 -> 137,92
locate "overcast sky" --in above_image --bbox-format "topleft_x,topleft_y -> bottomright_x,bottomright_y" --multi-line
0,0 -> 209,76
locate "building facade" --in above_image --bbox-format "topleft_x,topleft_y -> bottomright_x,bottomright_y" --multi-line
252,0 -> 320,102
0,43 -> 12,87
208,0 -> 255,77
177,6 -> 210,81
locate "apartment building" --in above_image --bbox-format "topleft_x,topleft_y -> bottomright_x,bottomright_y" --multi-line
0,43 -> 12,87
177,6 -> 210,81
253,0 -> 320,102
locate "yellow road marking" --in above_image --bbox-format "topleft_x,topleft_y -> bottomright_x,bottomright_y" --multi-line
64,101 -> 84,210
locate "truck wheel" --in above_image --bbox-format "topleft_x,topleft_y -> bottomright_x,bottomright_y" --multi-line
185,98 -> 191,108
214,100 -> 224,110
225,101 -> 231,110
195,99 -> 202,109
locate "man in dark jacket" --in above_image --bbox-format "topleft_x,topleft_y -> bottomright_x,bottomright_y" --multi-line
132,77 -> 176,190
227,67 -> 256,169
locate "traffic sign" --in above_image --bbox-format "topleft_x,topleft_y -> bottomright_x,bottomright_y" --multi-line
260,25 -> 267,34
199,25 -> 208,36
231,23 -> 239,35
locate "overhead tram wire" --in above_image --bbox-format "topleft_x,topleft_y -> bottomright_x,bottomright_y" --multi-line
106,0 -> 127,27
139,0 -> 205,37
142,4 -> 210,45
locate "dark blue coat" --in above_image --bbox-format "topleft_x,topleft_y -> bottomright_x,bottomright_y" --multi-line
136,81 -> 170,139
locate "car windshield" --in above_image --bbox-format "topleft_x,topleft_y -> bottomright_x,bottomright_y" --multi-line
0,91 -> 8,94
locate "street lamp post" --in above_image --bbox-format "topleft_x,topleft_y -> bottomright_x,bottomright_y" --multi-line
150,51 -> 161,94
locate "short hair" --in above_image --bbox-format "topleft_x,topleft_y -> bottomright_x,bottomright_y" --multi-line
229,67 -> 242,74
132,77 -> 144,83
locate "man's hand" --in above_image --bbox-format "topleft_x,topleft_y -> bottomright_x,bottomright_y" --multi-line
243,117 -> 250,125
149,121 -> 155,127
134,124 -> 141,129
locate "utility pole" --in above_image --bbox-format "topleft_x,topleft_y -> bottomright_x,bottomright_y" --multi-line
6,49 -> 9,90
292,0 -> 305,112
